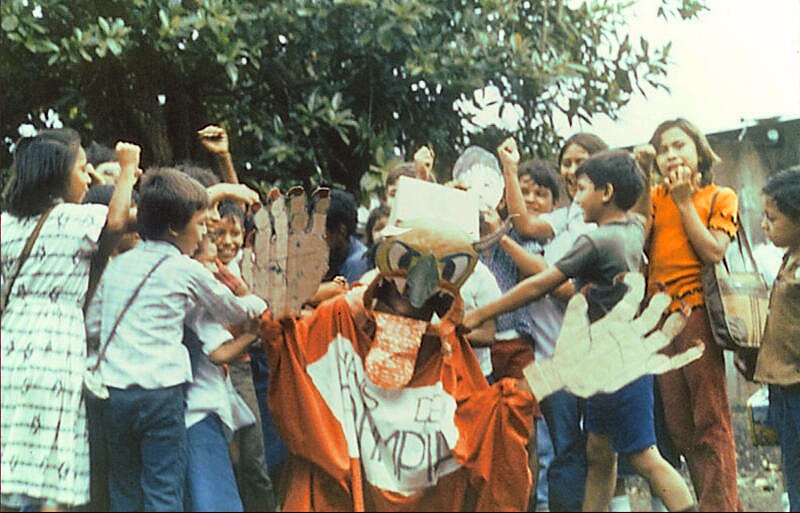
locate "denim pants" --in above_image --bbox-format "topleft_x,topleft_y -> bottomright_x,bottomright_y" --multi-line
539,389 -> 587,512
105,385 -> 186,512
185,414 -> 243,512
769,384 -> 800,512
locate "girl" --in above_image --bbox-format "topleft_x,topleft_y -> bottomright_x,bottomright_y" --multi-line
754,167 -> 800,512
642,118 -> 740,511
1,129 -> 139,511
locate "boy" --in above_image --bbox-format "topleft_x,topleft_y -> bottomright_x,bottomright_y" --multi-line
208,200 -> 277,512
86,168 -> 267,511
753,167 -> 800,512
464,150 -> 696,512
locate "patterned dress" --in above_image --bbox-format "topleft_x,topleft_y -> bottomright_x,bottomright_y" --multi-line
1,202 -> 108,507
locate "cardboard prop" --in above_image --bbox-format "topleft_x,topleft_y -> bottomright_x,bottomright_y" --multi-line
246,178 -> 703,511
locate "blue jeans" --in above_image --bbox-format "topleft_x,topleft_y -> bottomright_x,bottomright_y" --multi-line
539,389 -> 587,512
185,414 -> 243,512
535,418 -> 554,511
769,384 -> 800,512
105,385 -> 186,512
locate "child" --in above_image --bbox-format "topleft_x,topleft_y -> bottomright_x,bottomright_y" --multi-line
182,233 -> 266,512
753,167 -> 800,512
208,200 -> 277,512
86,167 -> 266,511
464,150 -> 696,512
499,133 -> 607,512
640,118 -> 740,511
1,129 -> 139,512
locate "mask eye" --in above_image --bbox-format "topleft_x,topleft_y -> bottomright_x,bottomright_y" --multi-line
440,253 -> 474,284
386,241 -> 420,272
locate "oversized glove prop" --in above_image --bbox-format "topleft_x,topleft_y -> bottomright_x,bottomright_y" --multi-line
523,272 -> 704,400
241,187 -> 329,315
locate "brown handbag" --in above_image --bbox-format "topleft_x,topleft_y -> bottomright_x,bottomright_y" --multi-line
701,191 -> 769,379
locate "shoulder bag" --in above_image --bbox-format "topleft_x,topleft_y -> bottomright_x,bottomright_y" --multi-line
701,190 -> 769,380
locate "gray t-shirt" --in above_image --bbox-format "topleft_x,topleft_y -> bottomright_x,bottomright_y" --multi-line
555,215 -> 645,323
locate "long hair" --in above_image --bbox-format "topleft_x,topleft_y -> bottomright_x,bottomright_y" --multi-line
649,118 -> 721,186
5,129 -> 82,217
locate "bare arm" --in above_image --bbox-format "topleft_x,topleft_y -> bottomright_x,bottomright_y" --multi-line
198,125 -> 238,184
497,137 -> 555,240
464,266 -> 568,330
668,165 -> 730,264
465,318 -> 496,347
498,235 -> 575,302
208,330 -> 258,364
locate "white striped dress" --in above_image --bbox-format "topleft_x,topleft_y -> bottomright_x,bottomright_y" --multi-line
1,202 -> 107,507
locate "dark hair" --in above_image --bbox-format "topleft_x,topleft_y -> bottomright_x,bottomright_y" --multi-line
576,150 -> 645,211
364,203 -> 391,247
558,133 -> 608,166
217,199 -> 246,228
386,162 -> 416,187
518,159 -> 560,204
763,167 -> 800,223
86,141 -> 116,166
137,167 -> 209,240
326,188 -> 358,237
5,128 -> 82,217
82,183 -> 139,206
648,118 -> 720,186
175,161 -> 220,187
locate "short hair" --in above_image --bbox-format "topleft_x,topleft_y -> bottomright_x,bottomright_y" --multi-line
175,161 -> 220,187
763,166 -> 800,223
386,162 -> 416,187
86,141 -> 116,166
82,183 -> 139,206
217,199 -> 245,228
326,188 -> 358,237
576,150 -> 645,211
558,133 -> 608,166
518,159 -> 560,204
649,118 -> 721,186
5,128 -> 82,217
137,167 -> 209,240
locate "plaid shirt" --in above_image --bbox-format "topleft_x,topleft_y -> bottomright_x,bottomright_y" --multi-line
86,240 -> 267,389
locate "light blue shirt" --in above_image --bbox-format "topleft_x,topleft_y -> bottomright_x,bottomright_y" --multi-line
86,240 -> 267,389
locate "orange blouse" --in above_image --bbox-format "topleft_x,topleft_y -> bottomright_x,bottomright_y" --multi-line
647,184 -> 738,311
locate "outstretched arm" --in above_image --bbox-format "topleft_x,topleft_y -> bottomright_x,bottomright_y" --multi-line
520,272 -> 703,401
497,235 -> 574,302
463,266 -> 567,330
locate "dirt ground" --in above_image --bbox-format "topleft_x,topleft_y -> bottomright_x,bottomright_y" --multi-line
625,404 -> 786,512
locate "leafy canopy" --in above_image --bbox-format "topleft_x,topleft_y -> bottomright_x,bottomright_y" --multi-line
1,0 -> 707,201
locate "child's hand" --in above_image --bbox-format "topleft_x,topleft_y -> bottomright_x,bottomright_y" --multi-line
462,309 -> 483,332
413,146 -> 435,182
115,142 -> 142,180
665,164 -> 700,205
632,144 -> 655,175
497,137 -> 520,171
198,125 -> 230,156
482,208 -> 502,233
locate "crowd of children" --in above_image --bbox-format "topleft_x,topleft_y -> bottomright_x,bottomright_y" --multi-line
1,117 -> 798,513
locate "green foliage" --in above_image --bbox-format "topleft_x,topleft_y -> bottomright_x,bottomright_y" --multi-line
1,0 -> 707,204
